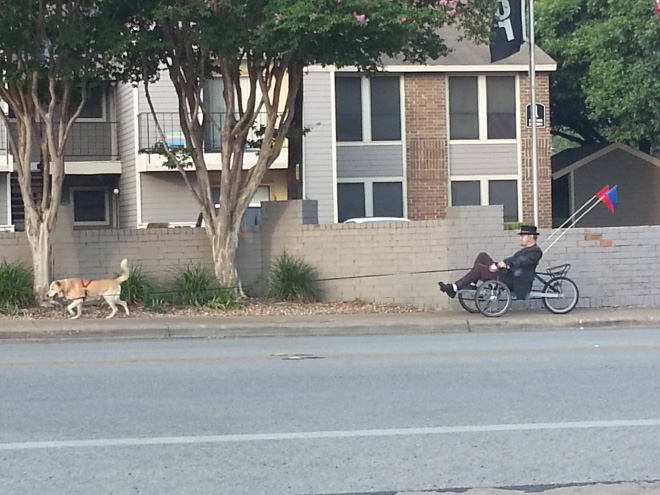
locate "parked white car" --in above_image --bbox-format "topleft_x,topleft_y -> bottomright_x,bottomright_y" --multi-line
343,217 -> 410,224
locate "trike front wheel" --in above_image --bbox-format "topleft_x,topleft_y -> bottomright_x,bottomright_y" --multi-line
542,276 -> 579,314
476,280 -> 512,317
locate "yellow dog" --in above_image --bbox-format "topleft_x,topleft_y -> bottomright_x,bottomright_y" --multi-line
47,259 -> 130,319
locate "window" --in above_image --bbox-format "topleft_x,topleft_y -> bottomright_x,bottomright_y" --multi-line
451,181 -> 481,205
338,180 -> 404,221
337,183 -> 365,222
205,185 -> 270,227
78,87 -> 105,120
449,75 -> 516,141
487,77 -> 516,139
249,185 -> 271,207
243,185 -> 270,226
335,78 -> 363,142
488,180 -> 518,223
450,179 -> 519,222
335,75 -> 401,142
449,77 -> 479,140
373,182 -> 403,217
72,188 -> 109,226
370,78 -> 401,141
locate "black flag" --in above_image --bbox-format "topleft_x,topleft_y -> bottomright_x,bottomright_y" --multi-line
490,0 -> 524,62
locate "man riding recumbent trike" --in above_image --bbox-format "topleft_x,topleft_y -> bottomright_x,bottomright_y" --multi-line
438,225 -> 579,317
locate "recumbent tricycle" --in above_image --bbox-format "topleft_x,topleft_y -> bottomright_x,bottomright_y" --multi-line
456,264 -> 579,317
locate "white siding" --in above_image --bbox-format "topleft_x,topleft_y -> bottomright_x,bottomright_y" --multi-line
116,84 -> 138,227
449,142 -> 518,176
337,145 -> 404,178
0,174 -> 8,226
302,71 -> 336,224
141,172 -> 199,224
137,75 -> 180,114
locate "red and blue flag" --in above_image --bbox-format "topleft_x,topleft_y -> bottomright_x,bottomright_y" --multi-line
596,185 -> 618,213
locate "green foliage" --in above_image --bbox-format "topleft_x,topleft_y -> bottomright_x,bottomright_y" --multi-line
142,297 -> 170,313
205,291 -> 246,310
171,263 -> 244,309
120,264 -> 156,305
0,1 -> 133,104
536,0 -> 660,150
152,146 -> 196,169
503,222 -> 534,231
268,253 -> 320,303
0,260 -> 34,311
172,263 -> 219,306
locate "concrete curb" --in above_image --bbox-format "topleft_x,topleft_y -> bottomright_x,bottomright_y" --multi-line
2,308 -> 660,342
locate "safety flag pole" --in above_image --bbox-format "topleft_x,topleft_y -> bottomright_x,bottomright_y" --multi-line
542,185 -> 618,254
541,185 -> 610,248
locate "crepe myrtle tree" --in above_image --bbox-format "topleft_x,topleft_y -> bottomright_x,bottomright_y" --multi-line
129,0 -> 496,290
0,0 -> 130,302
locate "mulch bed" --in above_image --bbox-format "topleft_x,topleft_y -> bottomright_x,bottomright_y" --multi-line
0,299 -> 423,320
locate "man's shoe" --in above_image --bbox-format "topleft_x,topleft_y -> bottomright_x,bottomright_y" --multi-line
438,282 -> 456,299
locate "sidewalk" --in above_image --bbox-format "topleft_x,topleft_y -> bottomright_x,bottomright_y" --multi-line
2,306 -> 660,341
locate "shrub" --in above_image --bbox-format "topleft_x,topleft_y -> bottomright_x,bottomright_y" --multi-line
172,263 -> 218,306
0,260 -> 34,311
120,264 -> 156,305
503,222 -> 535,231
267,252 -> 320,303
171,263 -> 243,309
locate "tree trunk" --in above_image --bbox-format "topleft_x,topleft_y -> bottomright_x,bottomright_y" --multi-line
210,221 -> 240,288
26,219 -> 52,304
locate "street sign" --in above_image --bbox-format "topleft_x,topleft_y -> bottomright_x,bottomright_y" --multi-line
526,103 -> 546,128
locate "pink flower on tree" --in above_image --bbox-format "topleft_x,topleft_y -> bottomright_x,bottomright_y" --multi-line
353,11 -> 369,24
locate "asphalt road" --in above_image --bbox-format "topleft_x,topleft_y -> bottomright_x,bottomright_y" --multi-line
1,328 -> 659,495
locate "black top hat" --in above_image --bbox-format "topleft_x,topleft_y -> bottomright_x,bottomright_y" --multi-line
518,225 -> 539,236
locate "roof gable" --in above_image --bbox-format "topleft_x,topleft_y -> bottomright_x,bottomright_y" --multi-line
552,143 -> 660,179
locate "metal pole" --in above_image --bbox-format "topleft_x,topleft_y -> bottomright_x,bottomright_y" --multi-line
543,198 -> 603,254
529,0 -> 539,227
541,195 -> 600,247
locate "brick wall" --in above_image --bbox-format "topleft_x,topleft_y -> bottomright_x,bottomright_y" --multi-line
404,73 -> 448,221
1,201 -> 658,310
0,225 -> 261,294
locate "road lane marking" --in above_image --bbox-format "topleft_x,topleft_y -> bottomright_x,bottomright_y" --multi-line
2,418 -> 660,451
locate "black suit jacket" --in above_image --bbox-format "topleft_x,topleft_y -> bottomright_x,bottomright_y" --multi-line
504,244 -> 543,299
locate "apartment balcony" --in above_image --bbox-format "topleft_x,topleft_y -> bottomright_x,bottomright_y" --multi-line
137,112 -> 288,172
0,122 -> 120,174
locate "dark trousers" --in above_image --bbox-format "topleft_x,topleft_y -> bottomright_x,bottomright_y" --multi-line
454,252 -> 513,289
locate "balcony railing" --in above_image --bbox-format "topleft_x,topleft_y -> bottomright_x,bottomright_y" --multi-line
0,121 -> 119,161
138,112 -> 282,154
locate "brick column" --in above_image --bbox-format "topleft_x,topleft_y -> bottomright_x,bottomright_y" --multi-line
519,73 -> 553,228
404,73 -> 448,220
